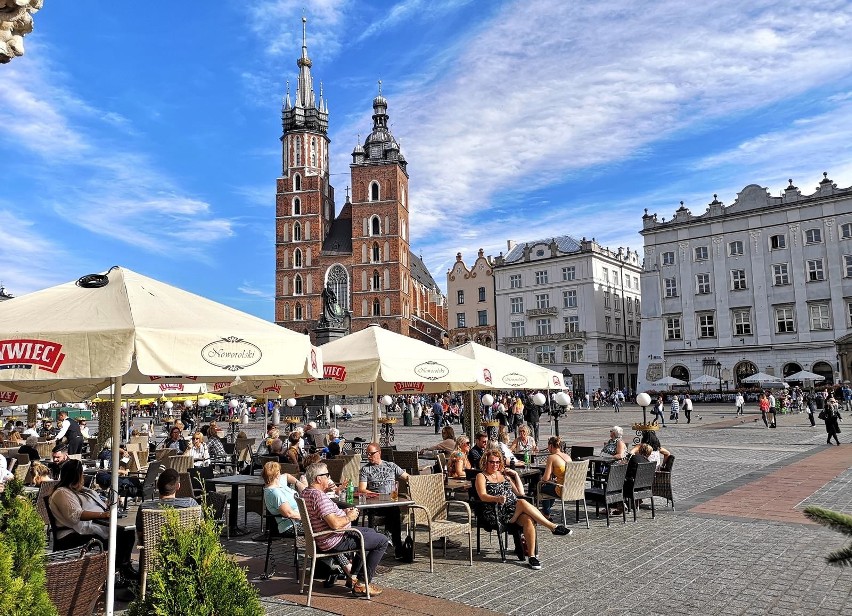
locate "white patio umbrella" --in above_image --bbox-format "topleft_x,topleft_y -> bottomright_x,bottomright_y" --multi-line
276,324 -> 479,441
784,370 -> 826,382
741,372 -> 786,385
652,376 -> 687,388
450,341 -> 566,390
690,374 -> 722,386
0,266 -> 322,616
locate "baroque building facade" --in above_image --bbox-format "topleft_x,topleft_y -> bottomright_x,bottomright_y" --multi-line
493,236 -> 642,395
274,20 -> 447,345
446,249 -> 497,348
637,174 -> 852,392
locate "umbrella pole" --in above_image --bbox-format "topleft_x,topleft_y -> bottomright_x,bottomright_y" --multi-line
106,375 -> 123,616
371,383 -> 378,443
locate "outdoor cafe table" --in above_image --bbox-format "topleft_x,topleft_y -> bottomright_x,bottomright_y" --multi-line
580,454 -> 616,486
332,493 -> 415,510
206,474 -> 265,536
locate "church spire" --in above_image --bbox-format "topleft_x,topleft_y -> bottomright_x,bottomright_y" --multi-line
282,16 -> 328,134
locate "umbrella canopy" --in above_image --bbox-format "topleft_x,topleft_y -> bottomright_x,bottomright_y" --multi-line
0,266 -> 322,616
652,376 -> 687,387
94,382 -> 212,399
689,374 -> 722,385
784,370 -> 826,382
450,341 -> 566,390
741,372 -> 785,385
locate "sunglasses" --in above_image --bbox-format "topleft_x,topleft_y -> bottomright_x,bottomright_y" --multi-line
366,450 -> 379,456
316,472 -> 330,478
486,460 -> 501,465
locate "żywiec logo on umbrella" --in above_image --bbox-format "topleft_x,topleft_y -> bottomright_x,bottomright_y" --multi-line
482,369 -> 493,385
0,391 -> 19,403
306,364 -> 347,383
413,361 -> 450,381
502,372 -> 528,387
0,339 -> 65,373
394,382 -> 425,393
201,337 -> 262,371
158,383 -> 186,392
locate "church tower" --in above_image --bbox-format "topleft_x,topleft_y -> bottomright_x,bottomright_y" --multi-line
349,86 -> 412,335
274,17 -> 335,331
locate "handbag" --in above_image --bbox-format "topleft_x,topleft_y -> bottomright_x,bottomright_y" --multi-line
400,533 -> 415,563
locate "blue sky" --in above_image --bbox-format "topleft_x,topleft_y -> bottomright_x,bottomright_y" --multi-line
2,0 -> 852,320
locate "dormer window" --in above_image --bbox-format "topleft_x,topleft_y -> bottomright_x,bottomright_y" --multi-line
370,181 -> 380,201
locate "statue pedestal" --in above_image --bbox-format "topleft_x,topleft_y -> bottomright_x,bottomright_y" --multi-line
314,326 -> 347,346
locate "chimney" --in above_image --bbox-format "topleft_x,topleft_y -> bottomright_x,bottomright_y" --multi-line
507,240 -> 516,252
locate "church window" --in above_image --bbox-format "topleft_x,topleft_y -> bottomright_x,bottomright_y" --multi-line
295,303 -> 303,320
371,216 -> 381,236
310,138 -> 317,167
373,270 -> 381,291
293,222 -> 302,241
294,174 -> 301,191
294,275 -> 303,295
327,264 -> 350,312
372,242 -> 381,263
370,181 -> 380,202
294,249 -> 303,268
295,137 -> 302,166
373,298 -> 381,316
293,198 -> 301,215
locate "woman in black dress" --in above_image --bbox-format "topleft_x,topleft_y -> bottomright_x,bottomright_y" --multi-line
819,400 -> 842,446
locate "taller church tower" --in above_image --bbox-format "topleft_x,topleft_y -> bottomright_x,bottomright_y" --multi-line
274,17 -> 334,331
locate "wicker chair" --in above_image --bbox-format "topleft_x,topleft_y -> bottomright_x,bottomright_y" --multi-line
140,462 -> 165,501
390,450 -> 419,475
324,458 -> 348,484
201,490 -> 229,539
262,511 -> 303,577
13,461 -> 30,483
278,462 -> 300,476
45,539 -> 108,616
626,460 -> 657,521
36,440 -> 55,458
35,479 -> 59,534
536,459 -> 590,528
176,472 -> 195,499
652,454 -> 675,510
140,505 -> 203,596
295,496 -> 370,606
244,484 -> 266,530
154,448 -> 174,463
584,461 -> 628,526
406,473 -> 472,572
165,454 -> 193,473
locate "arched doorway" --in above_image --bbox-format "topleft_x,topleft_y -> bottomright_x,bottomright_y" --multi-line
783,363 -> 802,379
670,365 -> 690,383
812,361 -> 834,384
735,361 -> 758,387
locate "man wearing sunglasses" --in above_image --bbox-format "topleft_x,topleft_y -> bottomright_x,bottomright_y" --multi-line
358,444 -> 410,560
301,462 -> 387,597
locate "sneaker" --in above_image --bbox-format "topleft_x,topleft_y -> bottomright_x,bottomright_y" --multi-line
352,582 -> 383,597
528,556 -> 542,570
552,525 -> 573,536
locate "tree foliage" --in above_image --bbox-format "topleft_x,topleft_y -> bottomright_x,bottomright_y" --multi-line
804,505 -> 852,568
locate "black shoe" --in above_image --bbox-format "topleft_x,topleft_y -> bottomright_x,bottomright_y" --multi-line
552,525 -> 573,536
394,546 -> 406,560
528,556 -> 541,570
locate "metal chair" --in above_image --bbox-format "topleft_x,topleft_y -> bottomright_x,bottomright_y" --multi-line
140,505 -> 203,596
467,483 -> 522,563
278,462 -> 300,476
295,496 -> 370,606
536,459 -> 590,528
262,511 -> 303,577
584,461 -> 628,526
244,484 -> 265,530
140,462 -> 165,501
626,461 -> 657,521
407,473 -> 472,572
201,490 -> 229,539
569,445 -> 594,461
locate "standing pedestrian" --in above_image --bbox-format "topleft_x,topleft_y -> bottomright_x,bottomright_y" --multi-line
669,395 -> 680,423
819,400 -> 842,446
651,395 -> 666,427
758,393 -> 771,428
431,397 -> 443,434
735,392 -> 745,416
806,391 -> 817,427
682,394 -> 693,424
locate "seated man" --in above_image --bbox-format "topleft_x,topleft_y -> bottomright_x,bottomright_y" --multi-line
48,444 -> 69,479
135,468 -> 199,544
301,462 -> 387,596
358,443 -> 409,559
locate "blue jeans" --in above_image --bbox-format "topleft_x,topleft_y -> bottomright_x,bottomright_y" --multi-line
539,482 -> 559,515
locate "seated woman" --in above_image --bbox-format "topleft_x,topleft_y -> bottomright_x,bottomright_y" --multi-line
495,427 -> 516,466
420,425 -> 456,455
262,461 -> 305,536
601,426 -> 628,460
188,432 -> 211,467
31,462 -> 51,486
18,435 -> 41,462
205,422 -> 227,461
510,423 -> 538,459
283,432 -> 304,467
447,436 -> 472,478
616,443 -> 653,514
163,426 -> 188,453
323,427 -> 344,458
538,436 -> 572,516
629,430 -> 670,469
474,449 -> 572,570
49,459 -> 138,582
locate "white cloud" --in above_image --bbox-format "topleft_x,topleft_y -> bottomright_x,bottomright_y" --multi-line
246,0 -> 349,59
237,282 -> 274,300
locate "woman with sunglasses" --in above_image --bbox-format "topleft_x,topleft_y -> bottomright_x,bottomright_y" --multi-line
474,449 -> 571,570
189,432 -> 211,467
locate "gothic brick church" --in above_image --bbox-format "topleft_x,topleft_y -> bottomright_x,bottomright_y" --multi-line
274,19 -> 447,345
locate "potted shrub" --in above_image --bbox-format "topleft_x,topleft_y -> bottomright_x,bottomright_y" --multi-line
0,478 -> 58,616
127,508 -> 263,616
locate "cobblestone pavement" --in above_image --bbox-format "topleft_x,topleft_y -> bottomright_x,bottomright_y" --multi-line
129,403 -> 852,615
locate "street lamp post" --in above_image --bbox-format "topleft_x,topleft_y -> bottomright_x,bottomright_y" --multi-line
716,361 -> 723,399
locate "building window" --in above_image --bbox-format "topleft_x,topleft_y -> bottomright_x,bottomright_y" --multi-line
372,298 -> 381,316
294,275 -> 303,295
562,266 -> 576,281
845,255 -> 852,278
563,343 -> 583,363
666,317 -> 681,340
805,228 -> 822,244
372,242 -> 380,262
731,269 -> 748,290
809,304 -> 831,330
478,287 -> 486,302
370,181 -> 380,201
605,343 -> 613,362
698,313 -> 716,338
535,270 -> 549,284
564,315 -> 579,332
478,310 -> 488,326
457,290 -> 464,305
635,299 -> 640,314
848,302 -> 852,326
294,174 -> 301,191
292,222 -> 302,241
733,309 -> 752,335
729,241 -> 744,256
624,274 -> 631,289
535,293 -> 550,309
456,313 -> 466,328
563,289 -> 577,308
605,316 -> 611,332
602,268 -> 609,282
664,278 -> 678,298
510,297 -> 524,314
509,347 -> 526,358
807,259 -> 825,281
841,223 -> 852,239
294,303 -> 303,320
662,252 -> 675,266
696,273 -> 711,295
773,263 -> 790,286
694,246 -> 708,261
770,234 -> 786,250
615,344 -> 623,362
370,216 -> 381,236
327,264 -> 350,312
536,345 -> 556,365
293,198 -> 301,215
294,249 -> 303,268
510,274 -> 522,288
627,320 -> 633,336
775,307 -> 795,333
629,345 -> 637,363
510,321 -> 525,337
614,318 -> 621,333
372,270 -> 381,291
603,290 -> 611,308
626,297 -> 633,313
536,319 -> 552,335
614,293 -> 621,311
